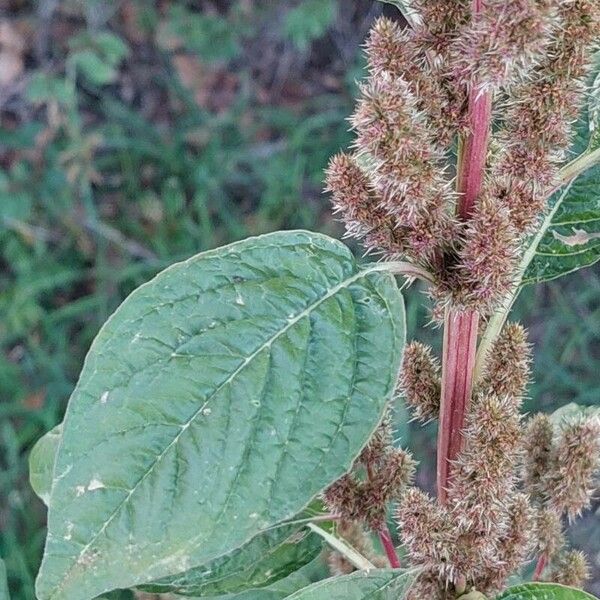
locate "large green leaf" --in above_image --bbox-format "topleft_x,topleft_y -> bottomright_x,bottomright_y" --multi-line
36,230 -> 406,600
496,582 -> 597,600
30,426 -> 325,598
283,568 -> 419,600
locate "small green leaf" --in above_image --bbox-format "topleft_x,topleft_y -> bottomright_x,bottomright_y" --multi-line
375,0 -> 421,27
71,50 -> 118,85
139,522 -> 323,596
36,230 -> 406,600
284,568 -> 420,600
29,423 -> 62,505
283,0 -> 337,50
199,555 -> 329,600
0,559 -> 9,600
496,582 -> 597,600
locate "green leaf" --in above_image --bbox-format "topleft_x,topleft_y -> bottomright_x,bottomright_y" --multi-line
71,50 -> 118,85
283,0 -> 337,50
198,555 -> 329,600
139,522 -> 323,596
0,559 -> 9,600
29,423 -> 62,505
284,568 -> 420,600
36,230 -> 406,600
522,166 -> 600,285
31,426 -> 325,598
496,582 -> 597,600
375,0 -> 421,27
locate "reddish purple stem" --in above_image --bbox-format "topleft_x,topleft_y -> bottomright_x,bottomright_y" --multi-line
437,0 -> 492,502
379,526 -> 402,568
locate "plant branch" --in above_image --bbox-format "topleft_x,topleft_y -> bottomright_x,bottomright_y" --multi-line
437,0 -> 492,502
533,553 -> 547,581
557,145 -> 600,187
378,526 -> 401,568
368,261 -> 435,284
307,523 -> 376,571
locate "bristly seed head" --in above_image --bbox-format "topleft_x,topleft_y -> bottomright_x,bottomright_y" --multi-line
546,416 -> 600,521
479,321 -> 532,403
398,341 -> 441,423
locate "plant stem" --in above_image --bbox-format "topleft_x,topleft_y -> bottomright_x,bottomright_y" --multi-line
437,0 -> 492,502
437,308 -> 480,502
533,553 -> 547,581
379,526 -> 402,568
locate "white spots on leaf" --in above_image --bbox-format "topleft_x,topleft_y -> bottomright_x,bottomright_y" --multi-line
87,478 -> 105,491
100,391 -> 109,405
202,407 -> 212,416
249,512 -> 258,519
235,291 -> 245,306
64,522 -> 74,541
75,485 -> 85,497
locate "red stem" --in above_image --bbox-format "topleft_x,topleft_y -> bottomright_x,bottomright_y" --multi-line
437,309 -> 480,502
379,526 -> 402,568
533,554 -> 547,581
456,88 -> 492,219
436,0 -> 492,503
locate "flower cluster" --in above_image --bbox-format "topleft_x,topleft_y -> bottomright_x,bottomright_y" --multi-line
322,1 -> 600,597
396,325 -> 534,597
523,411 -> 600,586
326,0 -> 600,316
323,415 -> 415,531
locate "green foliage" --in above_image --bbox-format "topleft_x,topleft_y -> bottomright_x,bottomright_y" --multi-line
550,402 -> 600,425
284,568 -> 420,600
497,583 -> 597,599
522,166 -> 600,285
0,560 -> 9,600
161,5 -> 240,62
31,423 -> 328,599
69,32 -> 129,85
2,5 -> 362,595
139,521 -> 323,596
283,0 -> 337,50
35,231 -> 405,599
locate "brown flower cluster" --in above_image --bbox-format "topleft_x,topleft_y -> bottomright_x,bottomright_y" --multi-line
326,0 -> 600,316
324,322 -> 599,597
323,415 -> 415,531
322,1 -> 600,596
523,410 -> 600,586
396,324 -> 534,598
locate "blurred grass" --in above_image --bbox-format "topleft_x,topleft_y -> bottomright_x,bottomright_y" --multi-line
0,2 -> 598,599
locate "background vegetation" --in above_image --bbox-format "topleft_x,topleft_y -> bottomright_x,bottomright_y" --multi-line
0,1 -> 598,598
